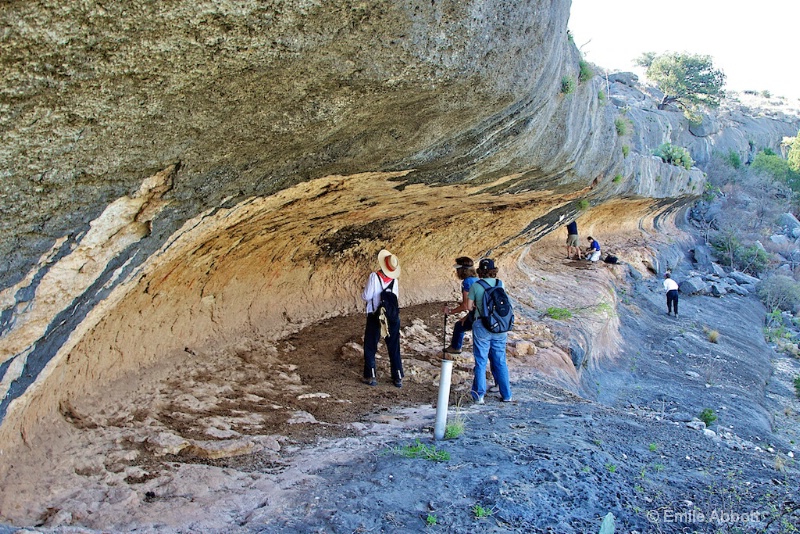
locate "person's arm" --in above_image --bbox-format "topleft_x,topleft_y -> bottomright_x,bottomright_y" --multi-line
445,289 -> 471,315
362,272 -> 381,308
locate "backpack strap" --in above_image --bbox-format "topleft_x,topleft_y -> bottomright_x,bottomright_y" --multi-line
476,279 -> 498,289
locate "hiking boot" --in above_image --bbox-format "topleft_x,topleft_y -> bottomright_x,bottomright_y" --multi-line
500,396 -> 513,402
363,378 -> 377,387
393,378 -> 403,388
471,393 -> 484,405
444,346 -> 462,354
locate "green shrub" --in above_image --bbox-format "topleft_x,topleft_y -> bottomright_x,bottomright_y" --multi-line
444,418 -> 464,439
794,376 -> 800,398
613,174 -> 622,183
598,90 -> 606,103
734,244 -> 769,275
561,76 -> 576,95
579,60 -> 594,83
761,90 -> 772,98
757,275 -> 800,312
615,117 -> 628,136
473,504 -> 492,519
788,131 -> 800,172
711,234 -> 770,275
726,150 -> 742,169
577,199 -> 589,210
622,145 -> 630,157
654,142 -> 694,170
545,307 -> 573,320
394,439 -> 450,462
699,408 -> 717,426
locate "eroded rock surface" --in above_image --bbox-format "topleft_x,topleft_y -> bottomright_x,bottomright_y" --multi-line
1,2 -> 799,530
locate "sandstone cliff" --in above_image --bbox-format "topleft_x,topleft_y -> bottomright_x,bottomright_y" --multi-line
0,0 -> 798,464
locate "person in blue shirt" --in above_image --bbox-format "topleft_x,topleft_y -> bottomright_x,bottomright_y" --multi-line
586,236 -> 601,262
566,220 -> 582,259
466,258 -> 512,404
443,257 -> 479,354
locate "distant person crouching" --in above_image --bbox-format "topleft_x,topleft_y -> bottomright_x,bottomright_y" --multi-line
586,236 -> 601,262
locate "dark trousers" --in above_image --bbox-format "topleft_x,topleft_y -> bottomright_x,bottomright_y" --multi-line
450,311 -> 475,350
667,290 -> 679,315
363,312 -> 403,380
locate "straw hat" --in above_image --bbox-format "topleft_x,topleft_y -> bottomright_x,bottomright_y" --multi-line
377,249 -> 401,279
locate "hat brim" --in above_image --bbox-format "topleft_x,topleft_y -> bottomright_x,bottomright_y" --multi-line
377,249 -> 401,279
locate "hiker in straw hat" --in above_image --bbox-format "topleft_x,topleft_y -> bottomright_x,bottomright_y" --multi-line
361,249 -> 404,388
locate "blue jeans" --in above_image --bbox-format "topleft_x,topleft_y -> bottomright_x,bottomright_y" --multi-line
450,311 -> 475,350
471,319 -> 512,400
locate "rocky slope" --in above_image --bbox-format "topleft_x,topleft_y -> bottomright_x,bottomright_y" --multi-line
1,1 -> 799,527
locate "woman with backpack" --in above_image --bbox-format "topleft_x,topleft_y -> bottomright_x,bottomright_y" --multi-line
466,258 -> 513,404
361,249 -> 404,388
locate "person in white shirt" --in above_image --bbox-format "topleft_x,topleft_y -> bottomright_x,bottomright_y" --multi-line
664,272 -> 680,317
361,249 -> 404,387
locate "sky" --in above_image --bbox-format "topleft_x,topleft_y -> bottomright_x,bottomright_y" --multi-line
568,0 -> 799,101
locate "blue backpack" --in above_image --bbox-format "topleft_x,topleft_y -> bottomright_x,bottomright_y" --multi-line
477,279 -> 514,333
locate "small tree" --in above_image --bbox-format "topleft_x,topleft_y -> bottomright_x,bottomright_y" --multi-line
636,52 -> 726,111
757,275 -> 800,312
788,131 -> 800,173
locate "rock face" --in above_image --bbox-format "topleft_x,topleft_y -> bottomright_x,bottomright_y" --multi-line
0,0 -> 796,460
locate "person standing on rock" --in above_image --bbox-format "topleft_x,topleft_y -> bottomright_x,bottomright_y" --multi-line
664,272 -> 679,317
443,256 -> 479,354
361,249 -> 404,388
466,258 -> 513,403
566,220 -> 582,260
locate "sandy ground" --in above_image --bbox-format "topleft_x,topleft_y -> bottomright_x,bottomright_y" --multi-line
1,232 -> 799,533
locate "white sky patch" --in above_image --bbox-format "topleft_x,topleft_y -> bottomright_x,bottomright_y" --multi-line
569,0 -> 800,101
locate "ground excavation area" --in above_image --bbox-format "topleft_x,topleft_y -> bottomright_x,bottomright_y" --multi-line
1,235 -> 799,533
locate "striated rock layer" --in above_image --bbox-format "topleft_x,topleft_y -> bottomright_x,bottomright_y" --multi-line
0,0 -> 798,480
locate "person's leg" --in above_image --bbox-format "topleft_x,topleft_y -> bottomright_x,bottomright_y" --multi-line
363,313 -> 380,381
487,332 -> 512,401
450,317 -> 466,350
386,319 -> 403,384
471,321 -> 489,402
667,290 -> 678,315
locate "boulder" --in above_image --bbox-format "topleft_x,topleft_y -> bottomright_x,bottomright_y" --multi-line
770,234 -> 791,246
608,72 -> 639,86
709,284 -> 727,297
728,271 -> 760,285
710,263 -> 727,278
679,277 -> 707,295
778,213 -> 800,233
692,245 -> 716,270
688,114 -> 720,137
728,285 -> 749,296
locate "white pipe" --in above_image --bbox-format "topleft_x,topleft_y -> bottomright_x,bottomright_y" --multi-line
433,359 -> 454,440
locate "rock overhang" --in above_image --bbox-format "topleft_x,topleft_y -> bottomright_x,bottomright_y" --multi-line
10,0 -> 792,451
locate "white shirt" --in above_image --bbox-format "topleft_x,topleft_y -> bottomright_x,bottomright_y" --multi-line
664,278 -> 679,291
362,272 -> 399,313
